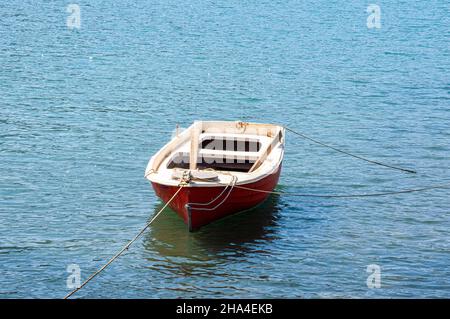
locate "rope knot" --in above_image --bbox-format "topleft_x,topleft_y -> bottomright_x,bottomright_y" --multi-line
178,171 -> 191,186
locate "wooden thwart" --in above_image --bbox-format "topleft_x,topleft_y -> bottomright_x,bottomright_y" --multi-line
249,128 -> 283,172
189,121 -> 201,170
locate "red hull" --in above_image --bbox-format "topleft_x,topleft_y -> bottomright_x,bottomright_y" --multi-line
151,165 -> 282,231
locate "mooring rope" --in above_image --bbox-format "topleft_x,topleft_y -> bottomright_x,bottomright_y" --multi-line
64,185 -> 184,299
192,172 -> 449,199
232,183 -> 450,198
284,126 -> 417,174
187,175 -> 237,207
187,176 -> 238,211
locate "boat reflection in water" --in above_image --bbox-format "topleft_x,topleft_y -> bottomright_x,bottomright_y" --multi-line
142,195 -> 282,277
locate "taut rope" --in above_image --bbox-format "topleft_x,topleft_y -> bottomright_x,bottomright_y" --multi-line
284,126 -> 417,174
231,183 -> 450,198
64,185 -> 184,299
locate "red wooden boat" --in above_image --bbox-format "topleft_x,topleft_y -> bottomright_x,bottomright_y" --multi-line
145,121 -> 285,231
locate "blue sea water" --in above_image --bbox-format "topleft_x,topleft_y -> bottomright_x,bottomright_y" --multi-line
1,0 -> 449,298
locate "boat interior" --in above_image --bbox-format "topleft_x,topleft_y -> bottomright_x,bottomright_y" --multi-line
145,121 -> 285,185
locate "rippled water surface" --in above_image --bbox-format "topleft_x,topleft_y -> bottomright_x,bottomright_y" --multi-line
1,1 -> 449,298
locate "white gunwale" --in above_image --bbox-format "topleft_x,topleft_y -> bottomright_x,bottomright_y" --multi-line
145,121 -> 285,187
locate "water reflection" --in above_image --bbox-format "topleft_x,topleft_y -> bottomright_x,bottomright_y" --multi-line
142,195 -> 282,273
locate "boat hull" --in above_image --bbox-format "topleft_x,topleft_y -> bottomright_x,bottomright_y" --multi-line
151,165 -> 282,231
